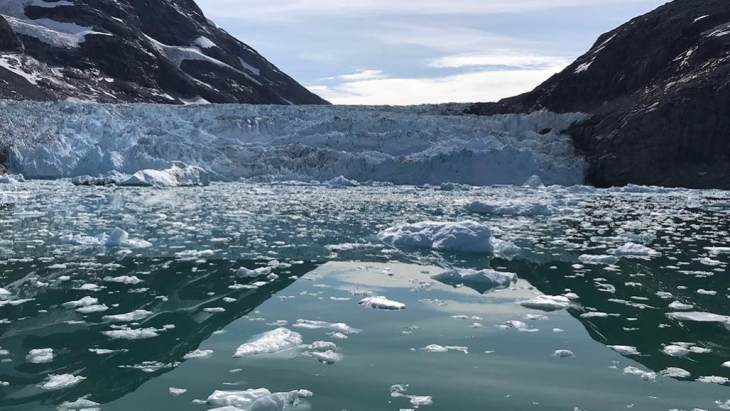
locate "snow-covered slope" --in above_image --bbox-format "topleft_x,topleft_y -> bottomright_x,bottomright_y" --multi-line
0,0 -> 326,104
0,100 -> 587,186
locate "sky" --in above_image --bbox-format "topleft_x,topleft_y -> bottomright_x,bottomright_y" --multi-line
197,0 -> 668,105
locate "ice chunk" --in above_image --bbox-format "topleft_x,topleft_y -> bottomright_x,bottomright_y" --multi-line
102,327 -> 160,340
390,384 -> 433,408
103,275 -> 143,285
578,254 -> 619,265
552,349 -> 575,358
378,221 -> 493,253
207,388 -> 312,410
667,311 -> 730,323
612,242 -> 660,258
467,199 -> 552,216
57,397 -> 100,411
608,345 -> 640,356
183,349 -> 214,359
102,310 -> 153,322
120,162 -> 209,187
62,296 -> 98,308
233,328 -> 302,358
523,175 -> 544,188
623,366 -> 656,382
104,228 -> 152,248
431,268 -> 516,294
421,344 -> 468,354
660,367 -> 691,379
39,374 -> 85,390
169,387 -> 187,396
519,295 -> 571,311
325,176 -> 359,188
292,319 -> 359,334
26,348 -> 53,364
359,296 -> 406,310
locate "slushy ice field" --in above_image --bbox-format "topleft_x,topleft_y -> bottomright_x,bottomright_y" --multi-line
0,181 -> 729,410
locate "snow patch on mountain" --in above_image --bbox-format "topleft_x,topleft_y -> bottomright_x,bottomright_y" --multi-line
0,101 -> 587,186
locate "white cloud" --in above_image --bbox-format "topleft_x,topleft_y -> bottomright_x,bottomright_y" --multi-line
308,65 -> 567,105
429,52 -> 571,69
325,69 -> 387,81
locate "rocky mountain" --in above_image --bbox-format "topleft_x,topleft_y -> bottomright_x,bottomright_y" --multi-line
0,0 -> 327,104
468,0 -> 730,189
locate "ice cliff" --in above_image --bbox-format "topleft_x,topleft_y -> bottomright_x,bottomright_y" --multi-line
0,101 -> 587,186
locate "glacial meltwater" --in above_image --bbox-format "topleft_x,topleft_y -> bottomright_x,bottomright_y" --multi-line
1,181 -> 730,410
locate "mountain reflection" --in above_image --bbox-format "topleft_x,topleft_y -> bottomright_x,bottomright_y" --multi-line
505,256 -> 730,382
0,257 -> 318,408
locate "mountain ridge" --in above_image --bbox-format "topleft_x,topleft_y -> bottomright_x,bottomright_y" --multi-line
0,0 -> 327,104
468,0 -> 730,189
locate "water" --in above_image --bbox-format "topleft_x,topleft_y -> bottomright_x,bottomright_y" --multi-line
1,181 -> 729,410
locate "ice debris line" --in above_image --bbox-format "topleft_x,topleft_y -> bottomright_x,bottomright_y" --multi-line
0,101 -> 588,186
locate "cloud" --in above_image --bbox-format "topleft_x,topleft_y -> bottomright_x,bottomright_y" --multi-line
429,52 -> 571,69
307,65 -> 566,105
325,69 -> 388,81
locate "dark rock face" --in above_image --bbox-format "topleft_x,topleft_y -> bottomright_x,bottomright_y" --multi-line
468,0 -> 730,188
0,16 -> 22,52
0,0 -> 328,105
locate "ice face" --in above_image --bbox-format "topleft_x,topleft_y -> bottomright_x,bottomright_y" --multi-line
0,101 -> 587,186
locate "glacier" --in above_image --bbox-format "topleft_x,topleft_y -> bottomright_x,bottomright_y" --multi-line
0,100 -> 588,186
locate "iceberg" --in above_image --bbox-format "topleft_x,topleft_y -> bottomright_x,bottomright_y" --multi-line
378,221 -> 493,254
233,328 -> 303,357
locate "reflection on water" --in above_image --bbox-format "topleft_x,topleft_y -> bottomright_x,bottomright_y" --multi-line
0,257 -> 317,408
1,181 -> 730,410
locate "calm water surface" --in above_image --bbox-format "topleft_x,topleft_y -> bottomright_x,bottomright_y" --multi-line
0,181 -> 729,410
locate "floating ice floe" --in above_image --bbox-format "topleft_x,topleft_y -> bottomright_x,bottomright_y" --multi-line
359,296 -> 405,310
236,266 -> 272,278
169,387 -> 187,396
104,228 -> 152,248
304,342 -> 342,364
57,397 -> 100,411
698,375 -> 730,384
233,328 -> 302,358
578,254 -> 619,265
431,268 -> 516,294
207,388 -> 312,410
519,295 -> 571,311
552,349 -> 575,358
421,344 -> 468,354
102,310 -> 153,322
39,374 -> 86,390
292,319 -> 359,335
612,242 -> 660,258
26,348 -> 53,364
666,311 -> 730,324
103,275 -> 143,285
76,304 -> 109,314
668,301 -> 694,311
390,384 -> 433,408
660,367 -> 691,379
325,175 -> 359,188
73,162 -> 209,187
378,221 -> 493,254
623,366 -> 656,382
62,296 -> 98,308
466,199 -> 552,216
183,349 -> 214,359
102,327 -> 161,340
608,345 -> 640,356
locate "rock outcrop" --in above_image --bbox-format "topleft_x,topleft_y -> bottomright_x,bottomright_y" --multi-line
468,0 -> 730,188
